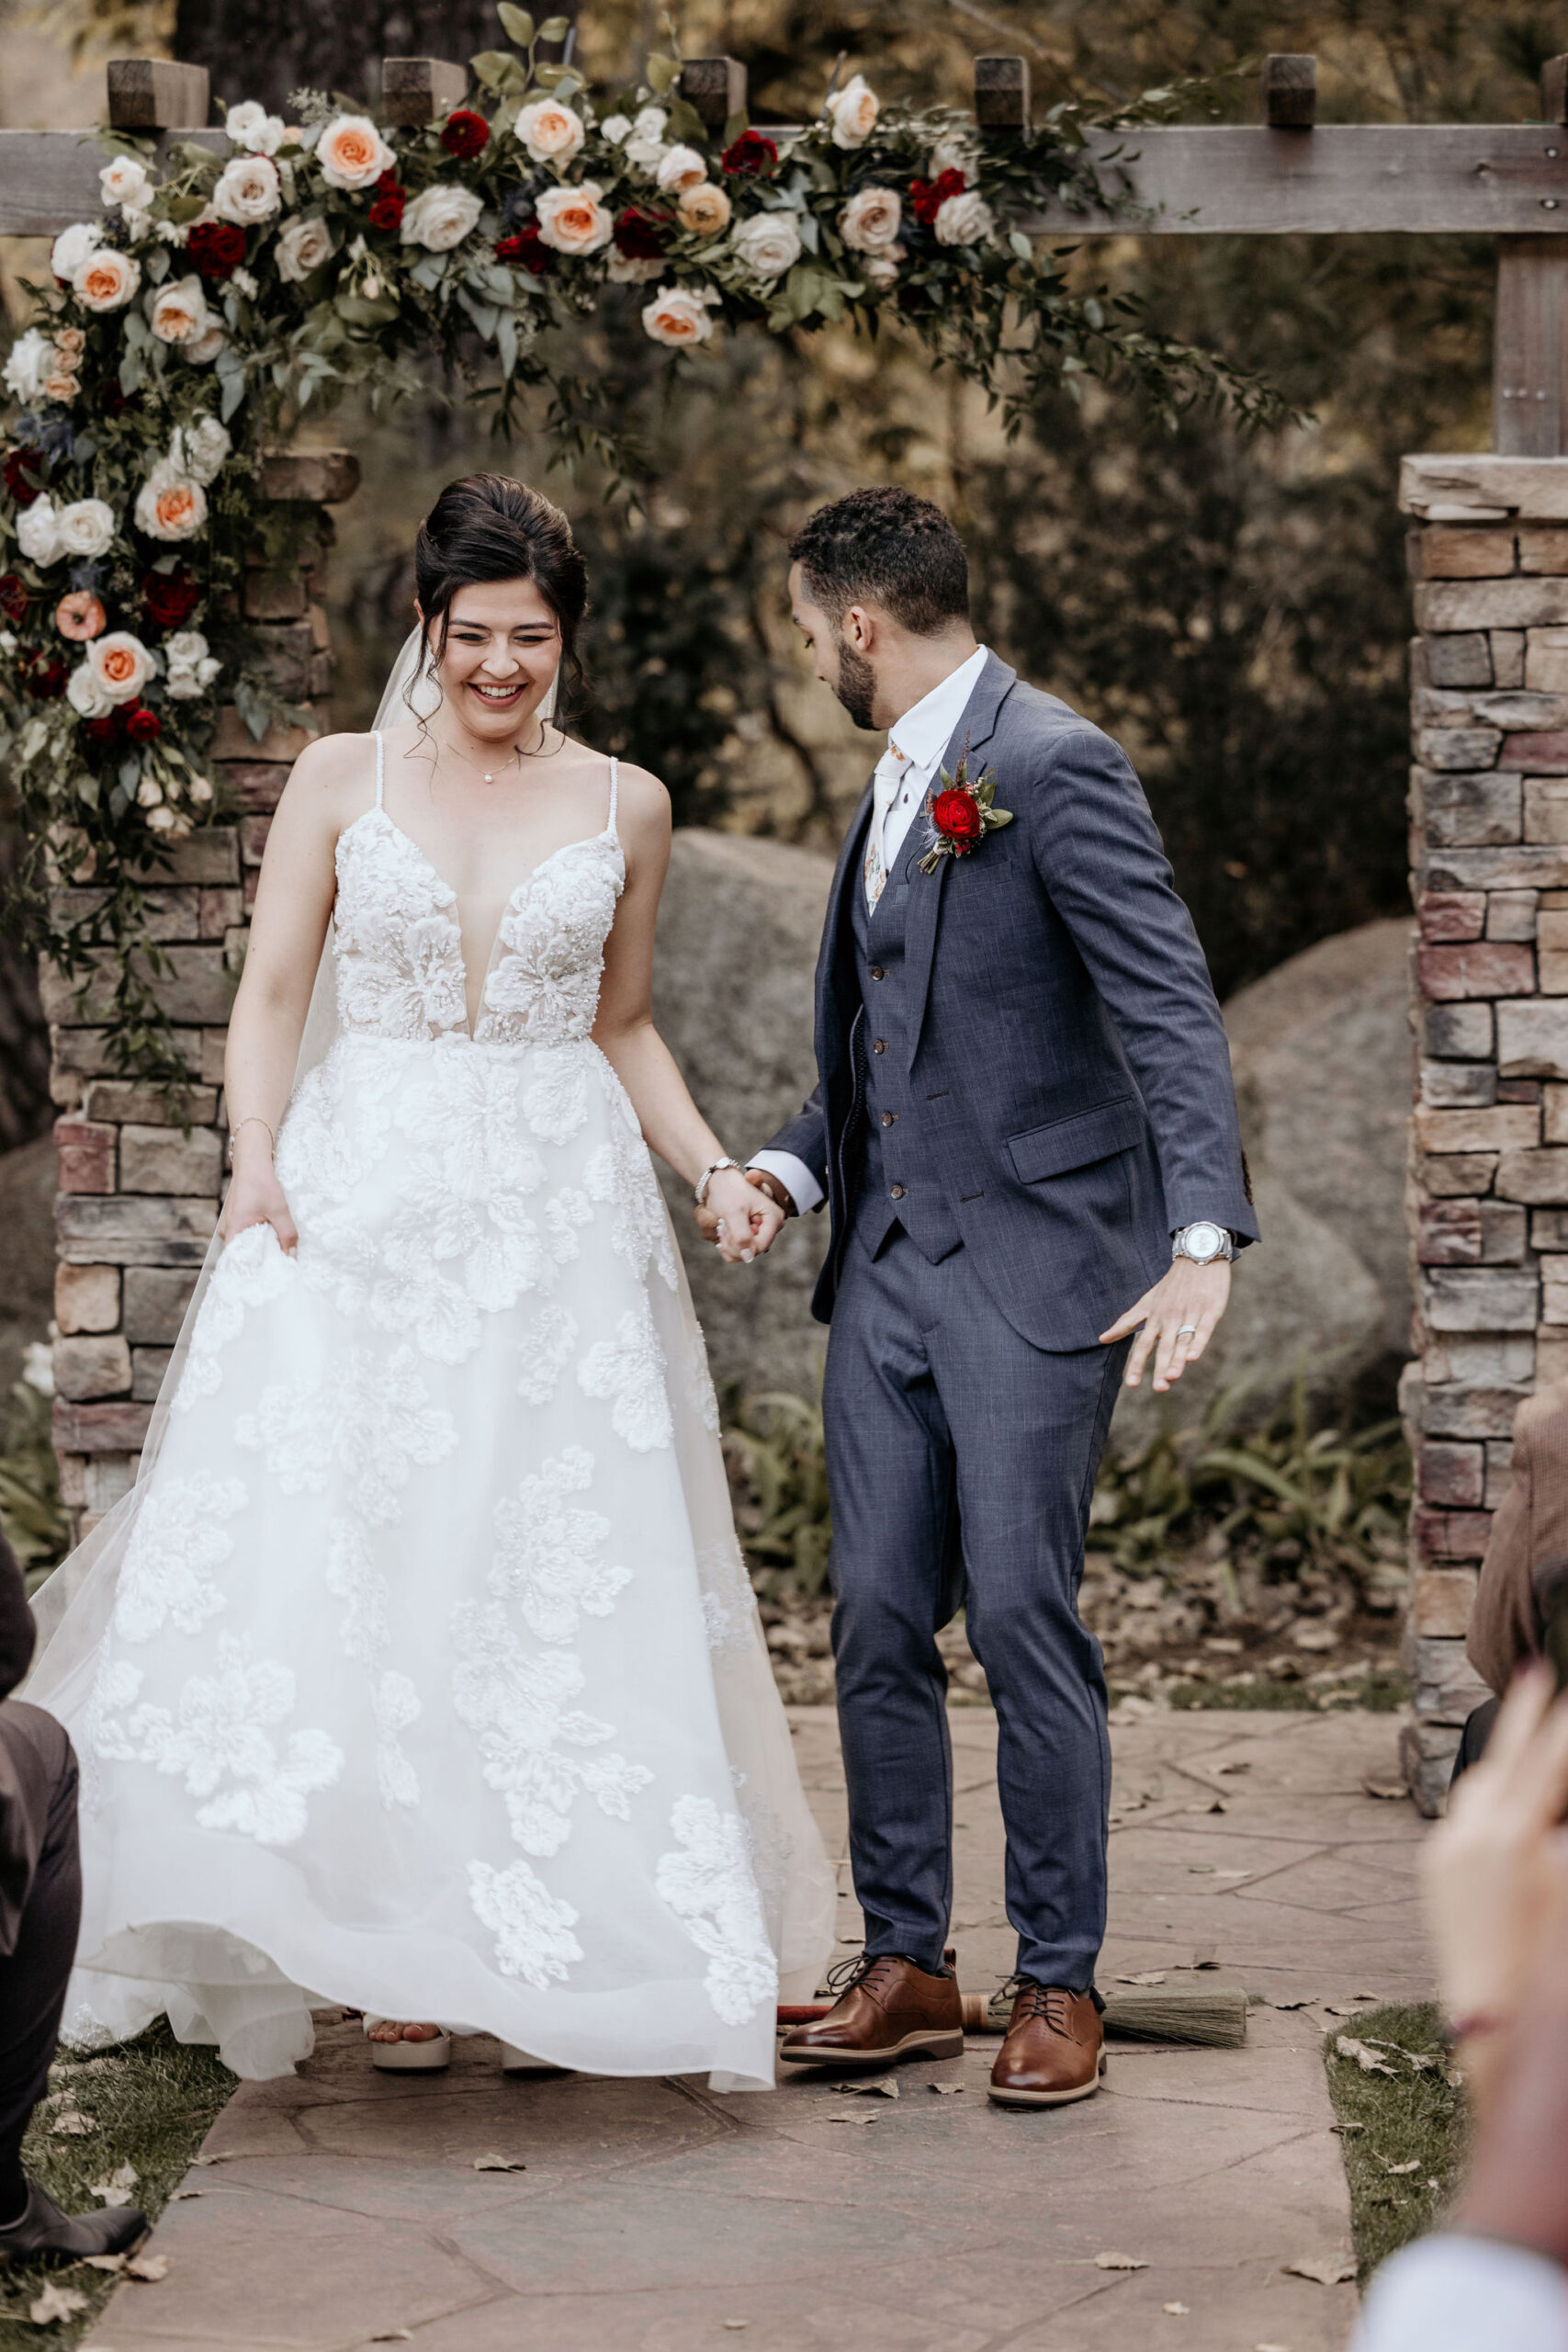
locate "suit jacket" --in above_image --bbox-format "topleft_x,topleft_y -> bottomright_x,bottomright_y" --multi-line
764,651 -> 1258,1351
1468,1378 -> 1568,1697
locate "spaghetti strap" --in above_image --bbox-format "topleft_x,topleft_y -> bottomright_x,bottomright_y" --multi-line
606,756 -> 618,841
373,729 -> 384,811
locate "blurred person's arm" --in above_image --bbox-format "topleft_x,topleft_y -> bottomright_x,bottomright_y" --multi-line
1349,2237 -> 1568,2352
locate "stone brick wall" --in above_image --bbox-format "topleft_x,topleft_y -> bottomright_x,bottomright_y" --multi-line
1400,451 -> 1568,1809
46,450 -> 356,1543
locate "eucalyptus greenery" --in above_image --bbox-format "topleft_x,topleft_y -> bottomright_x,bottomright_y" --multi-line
0,8 -> 1290,1080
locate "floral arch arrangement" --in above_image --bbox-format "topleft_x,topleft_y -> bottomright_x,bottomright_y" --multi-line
0,10 -> 1281,1078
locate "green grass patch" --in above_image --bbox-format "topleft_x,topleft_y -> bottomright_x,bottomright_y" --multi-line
1323,2002 -> 1469,2287
0,2022 -> 235,2347
1166,1669 -> 1411,1713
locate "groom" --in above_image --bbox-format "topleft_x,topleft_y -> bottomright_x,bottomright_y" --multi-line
710,486 -> 1257,2106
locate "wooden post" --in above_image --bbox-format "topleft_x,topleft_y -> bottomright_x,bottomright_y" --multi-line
1261,54 -> 1316,130
679,57 -> 747,135
105,58 -> 209,130
974,55 -> 1031,134
1542,54 -> 1568,127
381,58 -> 468,127
1495,239 -> 1568,456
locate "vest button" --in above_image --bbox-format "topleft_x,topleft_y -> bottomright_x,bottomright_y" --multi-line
881,1112 -> 897,1127
890,1184 -> 907,1200
873,1039 -> 887,1054
870,965 -> 886,979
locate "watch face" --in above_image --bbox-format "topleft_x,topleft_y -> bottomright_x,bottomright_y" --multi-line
1184,1222 -> 1223,1261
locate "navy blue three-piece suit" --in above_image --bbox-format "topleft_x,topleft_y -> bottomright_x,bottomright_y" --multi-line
763,650 -> 1257,1990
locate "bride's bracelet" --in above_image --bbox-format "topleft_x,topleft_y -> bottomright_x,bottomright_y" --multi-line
226,1116 -> 276,1169
694,1155 -> 742,1208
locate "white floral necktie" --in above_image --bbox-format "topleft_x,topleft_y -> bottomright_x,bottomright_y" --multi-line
863,741 -> 909,912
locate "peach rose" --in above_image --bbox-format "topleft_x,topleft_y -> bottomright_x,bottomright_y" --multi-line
149,275 -> 209,345
42,369 -> 81,404
133,461 -> 209,542
656,143 -> 707,195
56,592 -> 107,641
317,113 -> 397,190
535,181 -> 614,256
826,73 -> 879,150
676,182 -> 731,236
73,246 -> 141,312
513,97 -> 586,164
87,629 -> 155,704
641,285 -> 714,347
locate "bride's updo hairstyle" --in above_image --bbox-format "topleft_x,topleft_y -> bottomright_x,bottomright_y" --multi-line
413,471 -> 589,718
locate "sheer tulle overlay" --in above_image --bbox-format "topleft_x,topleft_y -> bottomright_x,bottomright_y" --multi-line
24,743 -> 836,2086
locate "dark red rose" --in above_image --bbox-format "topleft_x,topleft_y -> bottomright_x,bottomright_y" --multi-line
909,167 -> 965,227
141,569 -> 201,628
85,713 -> 118,743
721,129 -> 778,176
441,109 -> 491,160
123,700 -> 162,741
931,786 -> 983,847
367,190 -> 406,232
495,227 -> 551,276
3,447 -> 47,507
21,650 -> 67,700
0,574 -> 28,624
186,220 -> 247,279
613,206 -> 667,260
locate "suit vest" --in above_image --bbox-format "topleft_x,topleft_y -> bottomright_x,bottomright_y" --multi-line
847,846 -> 963,1263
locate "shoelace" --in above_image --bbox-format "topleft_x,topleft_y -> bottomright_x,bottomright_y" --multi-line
824,1951 -> 908,2002
999,1976 -> 1077,2035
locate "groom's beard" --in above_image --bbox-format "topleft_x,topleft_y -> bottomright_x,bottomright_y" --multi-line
833,640 -> 878,730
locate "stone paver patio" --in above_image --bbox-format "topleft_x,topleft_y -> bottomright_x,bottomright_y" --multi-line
85,1706 -> 1428,2352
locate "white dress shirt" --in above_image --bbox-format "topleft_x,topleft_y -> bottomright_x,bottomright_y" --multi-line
750,647 -> 990,1216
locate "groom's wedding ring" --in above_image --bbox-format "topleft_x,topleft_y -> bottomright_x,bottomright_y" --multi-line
1175,1323 -> 1198,1338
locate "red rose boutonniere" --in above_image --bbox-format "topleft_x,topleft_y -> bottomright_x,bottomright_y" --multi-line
918,749 -> 1012,873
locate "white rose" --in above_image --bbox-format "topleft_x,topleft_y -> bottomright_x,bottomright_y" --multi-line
514,97 -> 586,164
51,220 -> 103,280
732,211 -> 802,278
99,155 -> 154,214
212,153 -> 281,225
148,274 -> 209,345
164,628 -> 210,666
57,499 -> 116,558
400,184 -> 484,253
826,73 -> 879,150
606,251 -> 662,285
838,185 -> 902,252
17,496 -> 62,566
641,284 -> 714,347
623,137 -> 667,175
226,100 -> 287,154
276,215 -> 333,282
133,460 -> 208,541
859,250 -> 901,291
317,113 -> 397,190
933,188 -> 996,247
169,416 -> 230,485
3,328 -> 53,402
87,629 -> 155,703
656,142 -> 706,194
632,107 -> 669,144
535,181 -> 614,256
599,113 -> 632,144
73,246 -> 141,312
183,321 -> 227,366
66,660 -> 111,718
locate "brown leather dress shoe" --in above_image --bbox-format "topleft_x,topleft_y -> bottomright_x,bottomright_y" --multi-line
779,1953 -> 964,2069
988,1982 -> 1105,2107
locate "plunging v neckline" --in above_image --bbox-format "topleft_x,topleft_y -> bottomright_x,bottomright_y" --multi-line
339,805 -> 619,1042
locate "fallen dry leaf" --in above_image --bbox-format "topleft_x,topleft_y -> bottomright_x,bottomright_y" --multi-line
1284,2252 -> 1357,2285
1382,2160 -> 1420,2176
1330,2121 -> 1364,2136
1335,2037 -> 1394,2076
1323,2004 -> 1371,2018
126,2250 -> 170,2282
1163,2301 -> 1190,2314
1363,1781 -> 1407,1801
1094,2251 -> 1148,2270
51,2108 -> 96,2137
28,2282 -> 89,2325
81,2254 -> 127,2274
472,2153 -> 527,2172
89,2162 -> 141,2206
1116,1971 -> 1167,1987
930,2082 -> 964,2095
824,2109 -> 882,2125
837,2076 -> 898,2098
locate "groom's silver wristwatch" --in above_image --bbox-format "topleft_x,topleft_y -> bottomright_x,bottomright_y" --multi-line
1171,1221 -> 1235,1265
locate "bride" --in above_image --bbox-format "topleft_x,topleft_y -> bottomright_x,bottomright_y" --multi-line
23,472 -> 836,2089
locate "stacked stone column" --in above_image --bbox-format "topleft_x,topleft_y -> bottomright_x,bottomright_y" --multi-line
47,449 -> 357,1544
1401,452 -> 1568,1810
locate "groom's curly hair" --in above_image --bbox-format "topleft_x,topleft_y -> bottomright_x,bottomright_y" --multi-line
789,486 -> 969,637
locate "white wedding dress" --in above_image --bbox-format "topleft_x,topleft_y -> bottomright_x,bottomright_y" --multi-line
25,730 -> 835,2088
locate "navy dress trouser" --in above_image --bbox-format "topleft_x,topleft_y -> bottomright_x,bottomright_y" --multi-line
822,1208 -> 1129,1991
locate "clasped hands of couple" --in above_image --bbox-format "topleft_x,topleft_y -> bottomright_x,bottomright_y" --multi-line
695,1165 -> 1230,1396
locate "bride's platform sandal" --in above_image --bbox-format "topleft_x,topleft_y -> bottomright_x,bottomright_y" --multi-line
363,2017 -> 452,2072
501,2043 -> 566,2074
